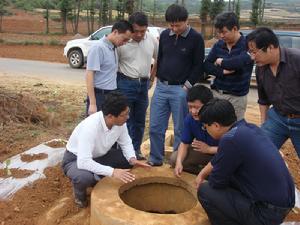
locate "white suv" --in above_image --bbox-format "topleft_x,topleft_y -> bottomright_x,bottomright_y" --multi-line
64,26 -> 163,68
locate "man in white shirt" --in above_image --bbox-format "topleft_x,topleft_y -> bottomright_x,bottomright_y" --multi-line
117,12 -> 158,160
62,92 -> 150,208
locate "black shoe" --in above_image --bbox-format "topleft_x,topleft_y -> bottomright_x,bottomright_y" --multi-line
136,153 -> 146,160
74,198 -> 88,208
146,160 -> 163,167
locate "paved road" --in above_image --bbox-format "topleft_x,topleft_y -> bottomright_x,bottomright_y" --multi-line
0,57 -> 85,84
0,57 -> 258,104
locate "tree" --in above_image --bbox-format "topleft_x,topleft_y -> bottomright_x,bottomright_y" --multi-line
85,0 -> 96,34
235,0 -> 240,20
102,0 -> 109,26
250,0 -> 260,26
125,0 -> 134,16
200,0 -> 211,38
72,0 -> 82,34
0,0 -> 9,33
259,0 -> 266,23
57,0 -> 73,34
116,0 -> 125,20
152,0 -> 157,25
210,0 -> 225,21
209,0 -> 225,35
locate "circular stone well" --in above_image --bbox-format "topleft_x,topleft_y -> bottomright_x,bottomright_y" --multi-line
91,166 -> 210,225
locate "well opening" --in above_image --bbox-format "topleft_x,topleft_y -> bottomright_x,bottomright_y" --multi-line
119,177 -> 197,214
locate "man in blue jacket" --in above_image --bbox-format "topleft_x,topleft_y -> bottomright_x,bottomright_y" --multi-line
196,99 -> 295,225
169,85 -> 218,176
204,12 -> 253,121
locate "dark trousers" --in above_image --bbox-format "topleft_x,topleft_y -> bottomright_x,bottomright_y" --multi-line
169,146 -> 213,174
197,182 -> 291,225
85,88 -> 115,117
117,73 -> 149,154
62,148 -> 132,201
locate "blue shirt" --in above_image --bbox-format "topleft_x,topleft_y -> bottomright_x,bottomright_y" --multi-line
209,120 -> 295,208
204,34 -> 253,96
181,114 -> 219,146
87,36 -> 117,90
157,27 -> 205,86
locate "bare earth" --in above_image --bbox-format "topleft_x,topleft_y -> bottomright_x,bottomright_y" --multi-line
0,9 -> 299,225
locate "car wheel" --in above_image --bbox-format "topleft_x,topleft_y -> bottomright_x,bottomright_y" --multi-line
68,49 -> 83,68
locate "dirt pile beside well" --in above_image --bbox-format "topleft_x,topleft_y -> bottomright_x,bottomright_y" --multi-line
0,89 -> 57,126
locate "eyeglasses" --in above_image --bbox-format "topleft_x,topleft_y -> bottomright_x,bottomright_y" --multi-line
201,124 -> 207,131
119,109 -> 130,118
247,47 -> 265,56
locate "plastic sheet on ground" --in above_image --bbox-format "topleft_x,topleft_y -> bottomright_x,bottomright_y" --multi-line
0,140 -> 65,200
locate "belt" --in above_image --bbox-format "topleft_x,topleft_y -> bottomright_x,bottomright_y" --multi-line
118,72 -> 148,82
276,109 -> 300,119
286,114 -> 300,119
211,86 -> 232,95
159,78 -> 184,85
94,88 -> 114,94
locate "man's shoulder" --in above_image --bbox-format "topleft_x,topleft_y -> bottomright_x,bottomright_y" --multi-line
283,47 -> 300,60
186,28 -> 203,42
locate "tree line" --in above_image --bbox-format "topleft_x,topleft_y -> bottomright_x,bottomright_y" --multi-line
0,0 -> 266,34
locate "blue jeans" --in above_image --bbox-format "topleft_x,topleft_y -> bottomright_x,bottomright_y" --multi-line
261,107 -> 300,157
117,75 -> 149,154
149,80 -> 188,164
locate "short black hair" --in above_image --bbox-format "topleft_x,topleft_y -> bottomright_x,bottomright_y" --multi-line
199,98 -> 237,126
215,12 -> 240,30
102,91 -> 129,117
246,27 -> 279,50
112,20 -> 133,33
129,11 -> 148,27
187,85 -> 213,105
165,4 -> 188,22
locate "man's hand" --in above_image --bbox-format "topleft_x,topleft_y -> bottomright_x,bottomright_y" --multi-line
223,69 -> 235,75
88,104 -> 97,115
192,140 -> 213,154
214,58 -> 223,66
112,169 -> 135,183
148,78 -> 155,90
129,158 -> 151,168
174,161 -> 183,178
195,172 -> 205,189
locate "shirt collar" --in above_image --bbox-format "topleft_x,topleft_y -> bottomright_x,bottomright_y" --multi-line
169,26 -> 191,38
99,111 -> 109,132
102,36 -> 115,50
221,33 -> 244,49
279,47 -> 287,64
231,119 -> 246,129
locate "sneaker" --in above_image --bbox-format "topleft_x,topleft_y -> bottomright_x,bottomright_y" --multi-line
146,160 -> 163,167
136,153 -> 147,160
74,198 -> 88,208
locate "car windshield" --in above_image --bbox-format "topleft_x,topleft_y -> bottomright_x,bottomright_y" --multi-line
91,27 -> 112,40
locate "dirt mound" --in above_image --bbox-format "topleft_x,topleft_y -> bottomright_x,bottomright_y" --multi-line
0,88 -> 58,126
21,153 -> 48,162
0,168 -> 34,178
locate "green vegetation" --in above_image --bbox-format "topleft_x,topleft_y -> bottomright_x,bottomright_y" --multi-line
4,159 -> 11,176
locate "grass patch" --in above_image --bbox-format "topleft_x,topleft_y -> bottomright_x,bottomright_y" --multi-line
48,39 -> 62,46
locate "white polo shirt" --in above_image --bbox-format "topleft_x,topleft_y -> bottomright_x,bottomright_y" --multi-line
66,111 -> 136,177
117,32 -> 158,79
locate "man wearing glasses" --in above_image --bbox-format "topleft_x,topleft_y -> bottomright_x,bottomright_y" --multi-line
204,12 -> 253,121
247,27 -> 300,158
62,92 -> 150,208
117,12 -> 158,160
